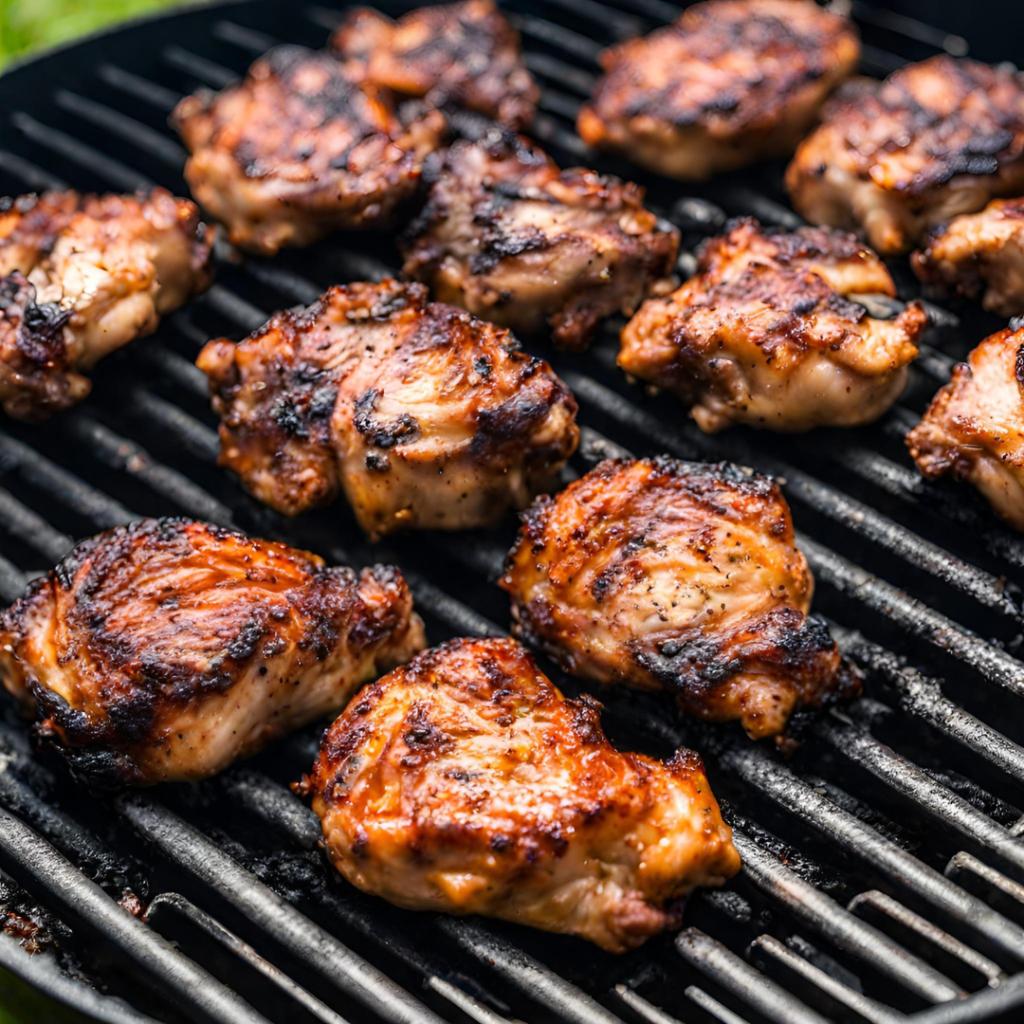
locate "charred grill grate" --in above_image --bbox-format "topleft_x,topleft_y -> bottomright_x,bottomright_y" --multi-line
1,1 -> 1024,1022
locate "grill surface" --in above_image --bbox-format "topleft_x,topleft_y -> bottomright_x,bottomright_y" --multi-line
2,2 -> 1024,1022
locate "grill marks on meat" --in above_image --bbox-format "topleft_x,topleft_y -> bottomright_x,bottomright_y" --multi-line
619,218 -> 927,433
172,45 -> 445,255
400,132 -> 679,352
577,0 -> 859,181
298,636 -> 740,952
0,518 -> 425,788
787,56 -> 1024,254
196,279 -> 579,538
331,0 -> 538,130
501,458 -> 856,742
0,190 -> 212,420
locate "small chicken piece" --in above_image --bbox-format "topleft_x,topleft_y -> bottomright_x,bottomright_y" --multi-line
619,218 -> 927,433
912,198 -> 1024,317
787,56 -> 1024,255
331,0 -> 539,131
172,45 -> 445,255
197,279 -> 579,537
502,458 -> 857,742
577,0 -> 859,182
0,190 -> 212,421
0,518 -> 425,788
298,637 -> 740,952
907,327 -> 1024,531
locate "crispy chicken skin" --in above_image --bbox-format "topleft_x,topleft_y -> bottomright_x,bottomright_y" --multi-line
907,327 -> 1024,531
298,637 -> 740,952
912,198 -> 1024,317
197,279 -> 579,538
0,190 -> 212,421
0,518 -> 425,789
619,219 -> 927,433
400,132 -> 679,352
171,45 -> 445,255
787,57 -> 1024,255
577,0 -> 859,182
331,0 -> 539,130
501,459 -> 856,741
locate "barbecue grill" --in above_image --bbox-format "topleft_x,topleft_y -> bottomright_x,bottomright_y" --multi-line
2,1 -> 1024,1021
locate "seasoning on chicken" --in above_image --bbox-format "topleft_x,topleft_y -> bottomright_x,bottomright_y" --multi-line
197,279 -> 579,537
331,0 -> 539,131
298,637 -> 740,952
787,56 -> 1024,255
400,132 -> 679,352
171,45 -> 445,255
619,218 -> 927,433
501,458 -> 857,742
0,190 -> 212,421
0,518 -> 425,788
907,326 -> 1024,531
577,0 -> 859,181
912,198 -> 1024,317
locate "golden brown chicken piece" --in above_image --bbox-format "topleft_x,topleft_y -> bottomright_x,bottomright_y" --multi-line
171,45 -> 445,255
0,518 -> 425,788
0,190 -> 212,421
298,637 -> 740,952
912,198 -> 1024,317
197,279 -> 579,537
331,0 -> 539,131
619,219 -> 927,433
577,0 -> 859,181
907,327 -> 1024,531
787,56 -> 1024,255
502,458 -> 856,742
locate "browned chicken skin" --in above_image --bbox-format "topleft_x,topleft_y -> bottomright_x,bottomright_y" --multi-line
0,190 -> 212,420
0,518 -> 425,788
787,56 -> 1024,255
502,458 -> 856,742
298,637 -> 740,952
619,218 -> 927,432
400,132 -> 679,351
172,45 -> 445,255
197,279 -> 579,537
331,0 -> 539,130
577,0 -> 859,181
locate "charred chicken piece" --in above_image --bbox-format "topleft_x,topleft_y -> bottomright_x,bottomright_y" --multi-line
787,56 -> 1024,255
331,0 -> 539,131
298,636 -> 740,952
907,327 -> 1024,531
0,190 -> 212,421
197,279 -> 579,537
172,45 -> 445,255
912,198 -> 1024,317
400,132 -> 679,352
502,458 -> 857,742
577,0 -> 859,181
0,518 -> 425,788
619,218 -> 927,433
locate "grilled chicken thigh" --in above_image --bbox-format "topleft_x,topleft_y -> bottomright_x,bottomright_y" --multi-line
0,518 -> 425,788
787,56 -> 1024,254
331,0 -> 539,130
172,45 -> 445,255
502,458 -> 856,741
400,132 -> 679,351
197,279 -> 579,537
0,190 -> 211,420
619,219 -> 927,432
907,326 -> 1024,531
299,637 -> 740,952
577,0 -> 859,181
